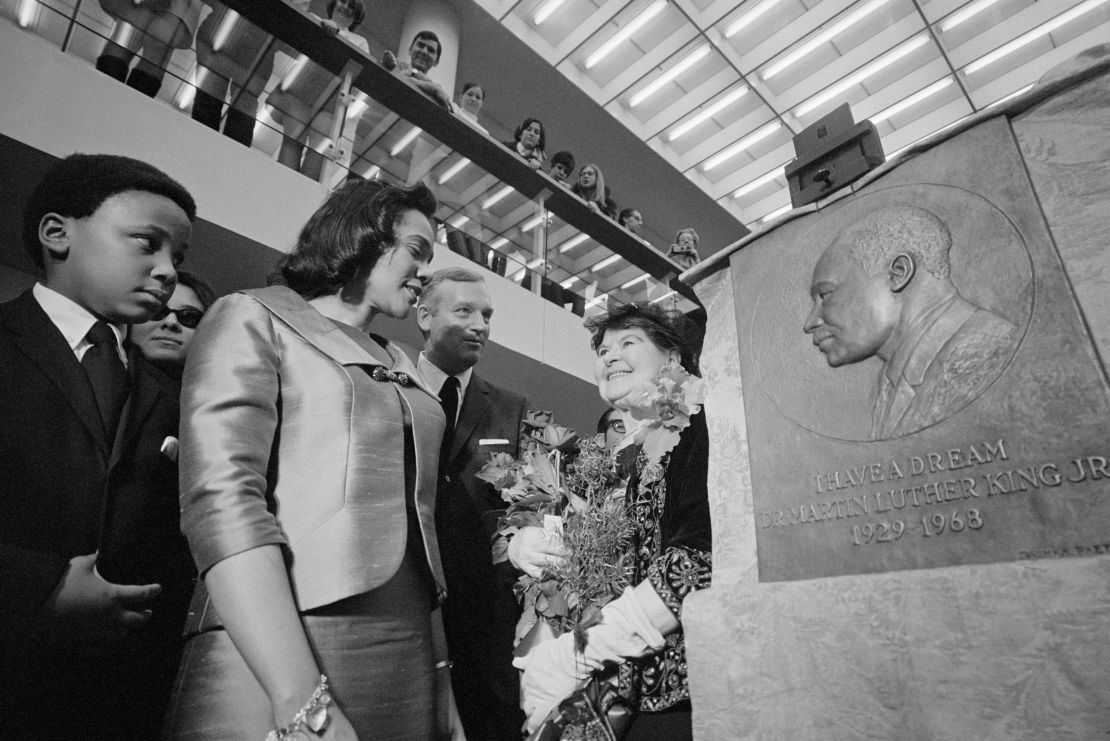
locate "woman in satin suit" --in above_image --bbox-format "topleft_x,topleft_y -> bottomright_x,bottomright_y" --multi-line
165,180 -> 452,740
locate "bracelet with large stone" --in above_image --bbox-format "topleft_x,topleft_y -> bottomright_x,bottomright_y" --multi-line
265,674 -> 331,741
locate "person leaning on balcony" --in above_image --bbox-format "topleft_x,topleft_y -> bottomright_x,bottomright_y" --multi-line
164,180 -> 463,740
504,117 -> 547,170
95,0 -> 203,98
549,150 -> 576,183
456,81 -> 489,134
381,30 -> 454,111
265,0 -> 369,180
571,162 -> 618,219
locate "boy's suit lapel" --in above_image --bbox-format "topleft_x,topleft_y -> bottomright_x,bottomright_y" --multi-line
0,291 -> 109,456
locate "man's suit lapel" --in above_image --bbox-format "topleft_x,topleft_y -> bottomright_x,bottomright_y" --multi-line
450,374 -> 490,466
0,291 -> 108,456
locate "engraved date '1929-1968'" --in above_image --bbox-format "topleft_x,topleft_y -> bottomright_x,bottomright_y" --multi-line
850,508 -> 983,546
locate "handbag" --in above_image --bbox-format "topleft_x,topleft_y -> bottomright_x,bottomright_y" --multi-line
527,676 -> 635,741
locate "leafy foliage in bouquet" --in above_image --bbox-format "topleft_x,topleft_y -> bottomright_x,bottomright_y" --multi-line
476,411 -> 635,644
619,362 -> 706,467
538,435 -> 635,641
478,411 -> 579,565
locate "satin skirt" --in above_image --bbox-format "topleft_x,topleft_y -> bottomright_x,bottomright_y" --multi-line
163,550 -> 436,740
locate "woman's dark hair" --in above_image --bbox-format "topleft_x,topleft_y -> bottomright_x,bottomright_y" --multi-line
327,0 -> 366,30
23,153 -> 196,268
275,179 -> 437,299
513,118 -> 547,153
174,268 -> 217,310
461,81 -> 484,98
585,303 -> 700,375
618,208 -> 638,226
550,150 -> 575,172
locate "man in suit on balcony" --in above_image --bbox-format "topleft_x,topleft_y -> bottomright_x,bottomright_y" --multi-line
381,29 -> 452,110
416,267 -> 528,740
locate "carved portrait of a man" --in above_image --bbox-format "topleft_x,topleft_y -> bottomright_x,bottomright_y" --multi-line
803,204 -> 1018,439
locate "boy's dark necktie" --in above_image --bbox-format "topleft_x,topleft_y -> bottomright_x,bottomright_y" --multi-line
82,320 -> 128,440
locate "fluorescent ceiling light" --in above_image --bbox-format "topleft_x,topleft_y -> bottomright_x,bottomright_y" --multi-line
703,122 -> 781,171
795,35 -> 928,117
761,204 -> 792,222
533,0 -> 567,25
390,126 -> 422,156
871,78 -> 952,123
18,0 -> 37,27
489,237 -> 509,250
212,10 -> 241,51
585,0 -> 667,70
964,0 -> 1108,75
558,233 -> 590,253
650,290 -> 676,304
762,0 -> 893,80
668,86 -> 748,141
725,0 -> 783,38
346,93 -> 369,120
939,0 -> 1002,32
586,295 -> 608,308
522,213 -> 548,232
593,254 -> 622,271
561,276 -> 579,289
629,44 -> 710,108
438,158 -> 470,185
448,215 -> 469,229
986,83 -> 1035,108
281,54 -> 310,90
361,163 -> 380,180
481,184 -> 515,210
527,257 -> 546,269
733,167 -> 784,198
621,274 -> 651,290
176,65 -> 198,109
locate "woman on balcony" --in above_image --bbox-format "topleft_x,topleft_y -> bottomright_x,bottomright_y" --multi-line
456,81 -> 489,135
572,162 -> 618,219
504,117 -> 547,170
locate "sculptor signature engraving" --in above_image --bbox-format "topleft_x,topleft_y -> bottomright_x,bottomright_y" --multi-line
803,204 -> 1018,440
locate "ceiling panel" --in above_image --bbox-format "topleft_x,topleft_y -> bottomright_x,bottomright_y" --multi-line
473,0 -> 1110,227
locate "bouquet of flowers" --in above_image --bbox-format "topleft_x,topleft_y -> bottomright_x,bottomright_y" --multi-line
477,363 -> 705,653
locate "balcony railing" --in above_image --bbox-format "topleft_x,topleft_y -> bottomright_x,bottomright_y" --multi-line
1,0 -> 700,314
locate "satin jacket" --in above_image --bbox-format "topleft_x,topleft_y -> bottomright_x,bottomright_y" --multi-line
180,286 -> 446,612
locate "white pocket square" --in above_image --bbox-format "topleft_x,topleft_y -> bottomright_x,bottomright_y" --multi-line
479,438 -> 511,446
160,436 -> 179,463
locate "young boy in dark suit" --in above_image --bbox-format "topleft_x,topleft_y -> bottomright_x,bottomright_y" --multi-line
0,153 -> 196,739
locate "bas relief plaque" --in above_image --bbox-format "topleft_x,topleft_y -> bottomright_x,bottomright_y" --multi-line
732,118 -> 1110,581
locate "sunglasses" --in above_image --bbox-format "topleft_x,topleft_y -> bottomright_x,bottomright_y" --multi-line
149,305 -> 205,329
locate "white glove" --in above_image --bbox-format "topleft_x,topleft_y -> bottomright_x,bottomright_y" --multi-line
507,526 -> 568,578
514,584 -> 675,732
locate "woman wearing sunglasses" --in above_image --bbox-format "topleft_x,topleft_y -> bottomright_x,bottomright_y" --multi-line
131,268 -> 215,380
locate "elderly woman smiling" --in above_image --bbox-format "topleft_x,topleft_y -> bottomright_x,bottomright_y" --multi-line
516,303 -> 712,741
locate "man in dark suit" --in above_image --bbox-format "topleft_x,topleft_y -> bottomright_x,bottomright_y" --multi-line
0,153 -> 196,739
417,267 -> 528,740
